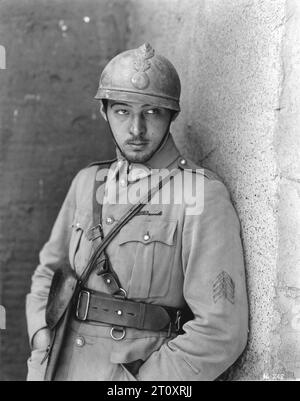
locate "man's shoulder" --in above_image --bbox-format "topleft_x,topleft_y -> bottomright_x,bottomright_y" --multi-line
87,157 -> 118,168
176,156 -> 223,182
68,158 -> 117,205
76,157 -> 117,176
72,157 -> 117,187
176,157 -> 237,218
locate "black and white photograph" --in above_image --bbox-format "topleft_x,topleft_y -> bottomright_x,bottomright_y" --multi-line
0,0 -> 299,384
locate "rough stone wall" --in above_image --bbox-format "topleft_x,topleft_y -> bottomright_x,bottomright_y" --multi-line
0,0 -> 125,380
127,0 -> 299,380
272,0 -> 300,380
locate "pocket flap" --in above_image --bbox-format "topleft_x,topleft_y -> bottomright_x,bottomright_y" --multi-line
118,220 -> 177,246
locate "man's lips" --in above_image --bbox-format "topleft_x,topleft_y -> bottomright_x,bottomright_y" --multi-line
127,141 -> 148,145
126,141 -> 149,147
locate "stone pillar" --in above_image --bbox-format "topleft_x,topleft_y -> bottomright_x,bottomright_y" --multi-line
128,0 -> 300,380
272,0 -> 300,380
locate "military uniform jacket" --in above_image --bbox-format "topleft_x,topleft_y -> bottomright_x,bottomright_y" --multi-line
26,134 -> 248,381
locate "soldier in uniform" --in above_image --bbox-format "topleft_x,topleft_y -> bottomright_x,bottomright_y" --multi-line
26,43 -> 248,381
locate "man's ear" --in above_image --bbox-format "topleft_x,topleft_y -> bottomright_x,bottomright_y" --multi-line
171,111 -> 179,122
99,100 -> 108,122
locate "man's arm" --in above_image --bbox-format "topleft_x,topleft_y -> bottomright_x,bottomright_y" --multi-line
26,173 -> 79,349
137,179 -> 249,381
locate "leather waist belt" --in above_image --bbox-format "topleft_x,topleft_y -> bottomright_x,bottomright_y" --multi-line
75,289 -> 183,334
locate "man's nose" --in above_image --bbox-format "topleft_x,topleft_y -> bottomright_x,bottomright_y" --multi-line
129,114 -> 146,136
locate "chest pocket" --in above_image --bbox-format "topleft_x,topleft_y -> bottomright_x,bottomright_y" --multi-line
116,220 -> 177,299
69,211 -> 93,276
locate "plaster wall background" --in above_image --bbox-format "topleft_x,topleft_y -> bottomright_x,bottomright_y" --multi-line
0,0 -> 121,380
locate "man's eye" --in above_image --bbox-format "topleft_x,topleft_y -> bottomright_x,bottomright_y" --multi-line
115,109 -> 129,115
145,108 -> 159,115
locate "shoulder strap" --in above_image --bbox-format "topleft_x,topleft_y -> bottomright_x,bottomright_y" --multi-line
177,157 -> 223,182
79,167 -> 180,289
87,157 -> 117,167
84,161 -> 111,243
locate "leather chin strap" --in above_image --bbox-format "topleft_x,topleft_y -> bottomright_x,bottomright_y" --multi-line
105,111 -> 173,163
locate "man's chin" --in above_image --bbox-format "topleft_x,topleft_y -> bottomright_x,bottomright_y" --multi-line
122,149 -> 153,164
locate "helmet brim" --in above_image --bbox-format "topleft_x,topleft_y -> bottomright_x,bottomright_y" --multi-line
94,88 -> 180,112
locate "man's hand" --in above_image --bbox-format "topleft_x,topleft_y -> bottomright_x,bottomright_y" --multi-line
32,328 -> 51,350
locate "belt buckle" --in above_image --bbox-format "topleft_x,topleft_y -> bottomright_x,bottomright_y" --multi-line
76,290 -> 91,321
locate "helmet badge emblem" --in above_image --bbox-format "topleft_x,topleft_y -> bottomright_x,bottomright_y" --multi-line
131,43 -> 155,90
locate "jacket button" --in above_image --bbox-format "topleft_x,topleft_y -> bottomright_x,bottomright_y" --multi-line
143,233 -> 150,241
75,336 -> 85,347
106,216 -> 115,225
75,222 -> 81,229
120,179 -> 127,187
180,158 -> 186,165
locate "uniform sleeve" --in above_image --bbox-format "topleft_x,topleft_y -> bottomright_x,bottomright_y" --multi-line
25,173 -> 79,346
137,179 -> 249,381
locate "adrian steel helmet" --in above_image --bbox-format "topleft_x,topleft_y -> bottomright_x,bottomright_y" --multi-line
95,43 -> 181,111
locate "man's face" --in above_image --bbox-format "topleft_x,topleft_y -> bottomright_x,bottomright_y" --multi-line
100,100 -> 176,163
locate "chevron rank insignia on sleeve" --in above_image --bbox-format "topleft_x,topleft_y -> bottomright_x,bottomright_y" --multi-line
213,271 -> 235,304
